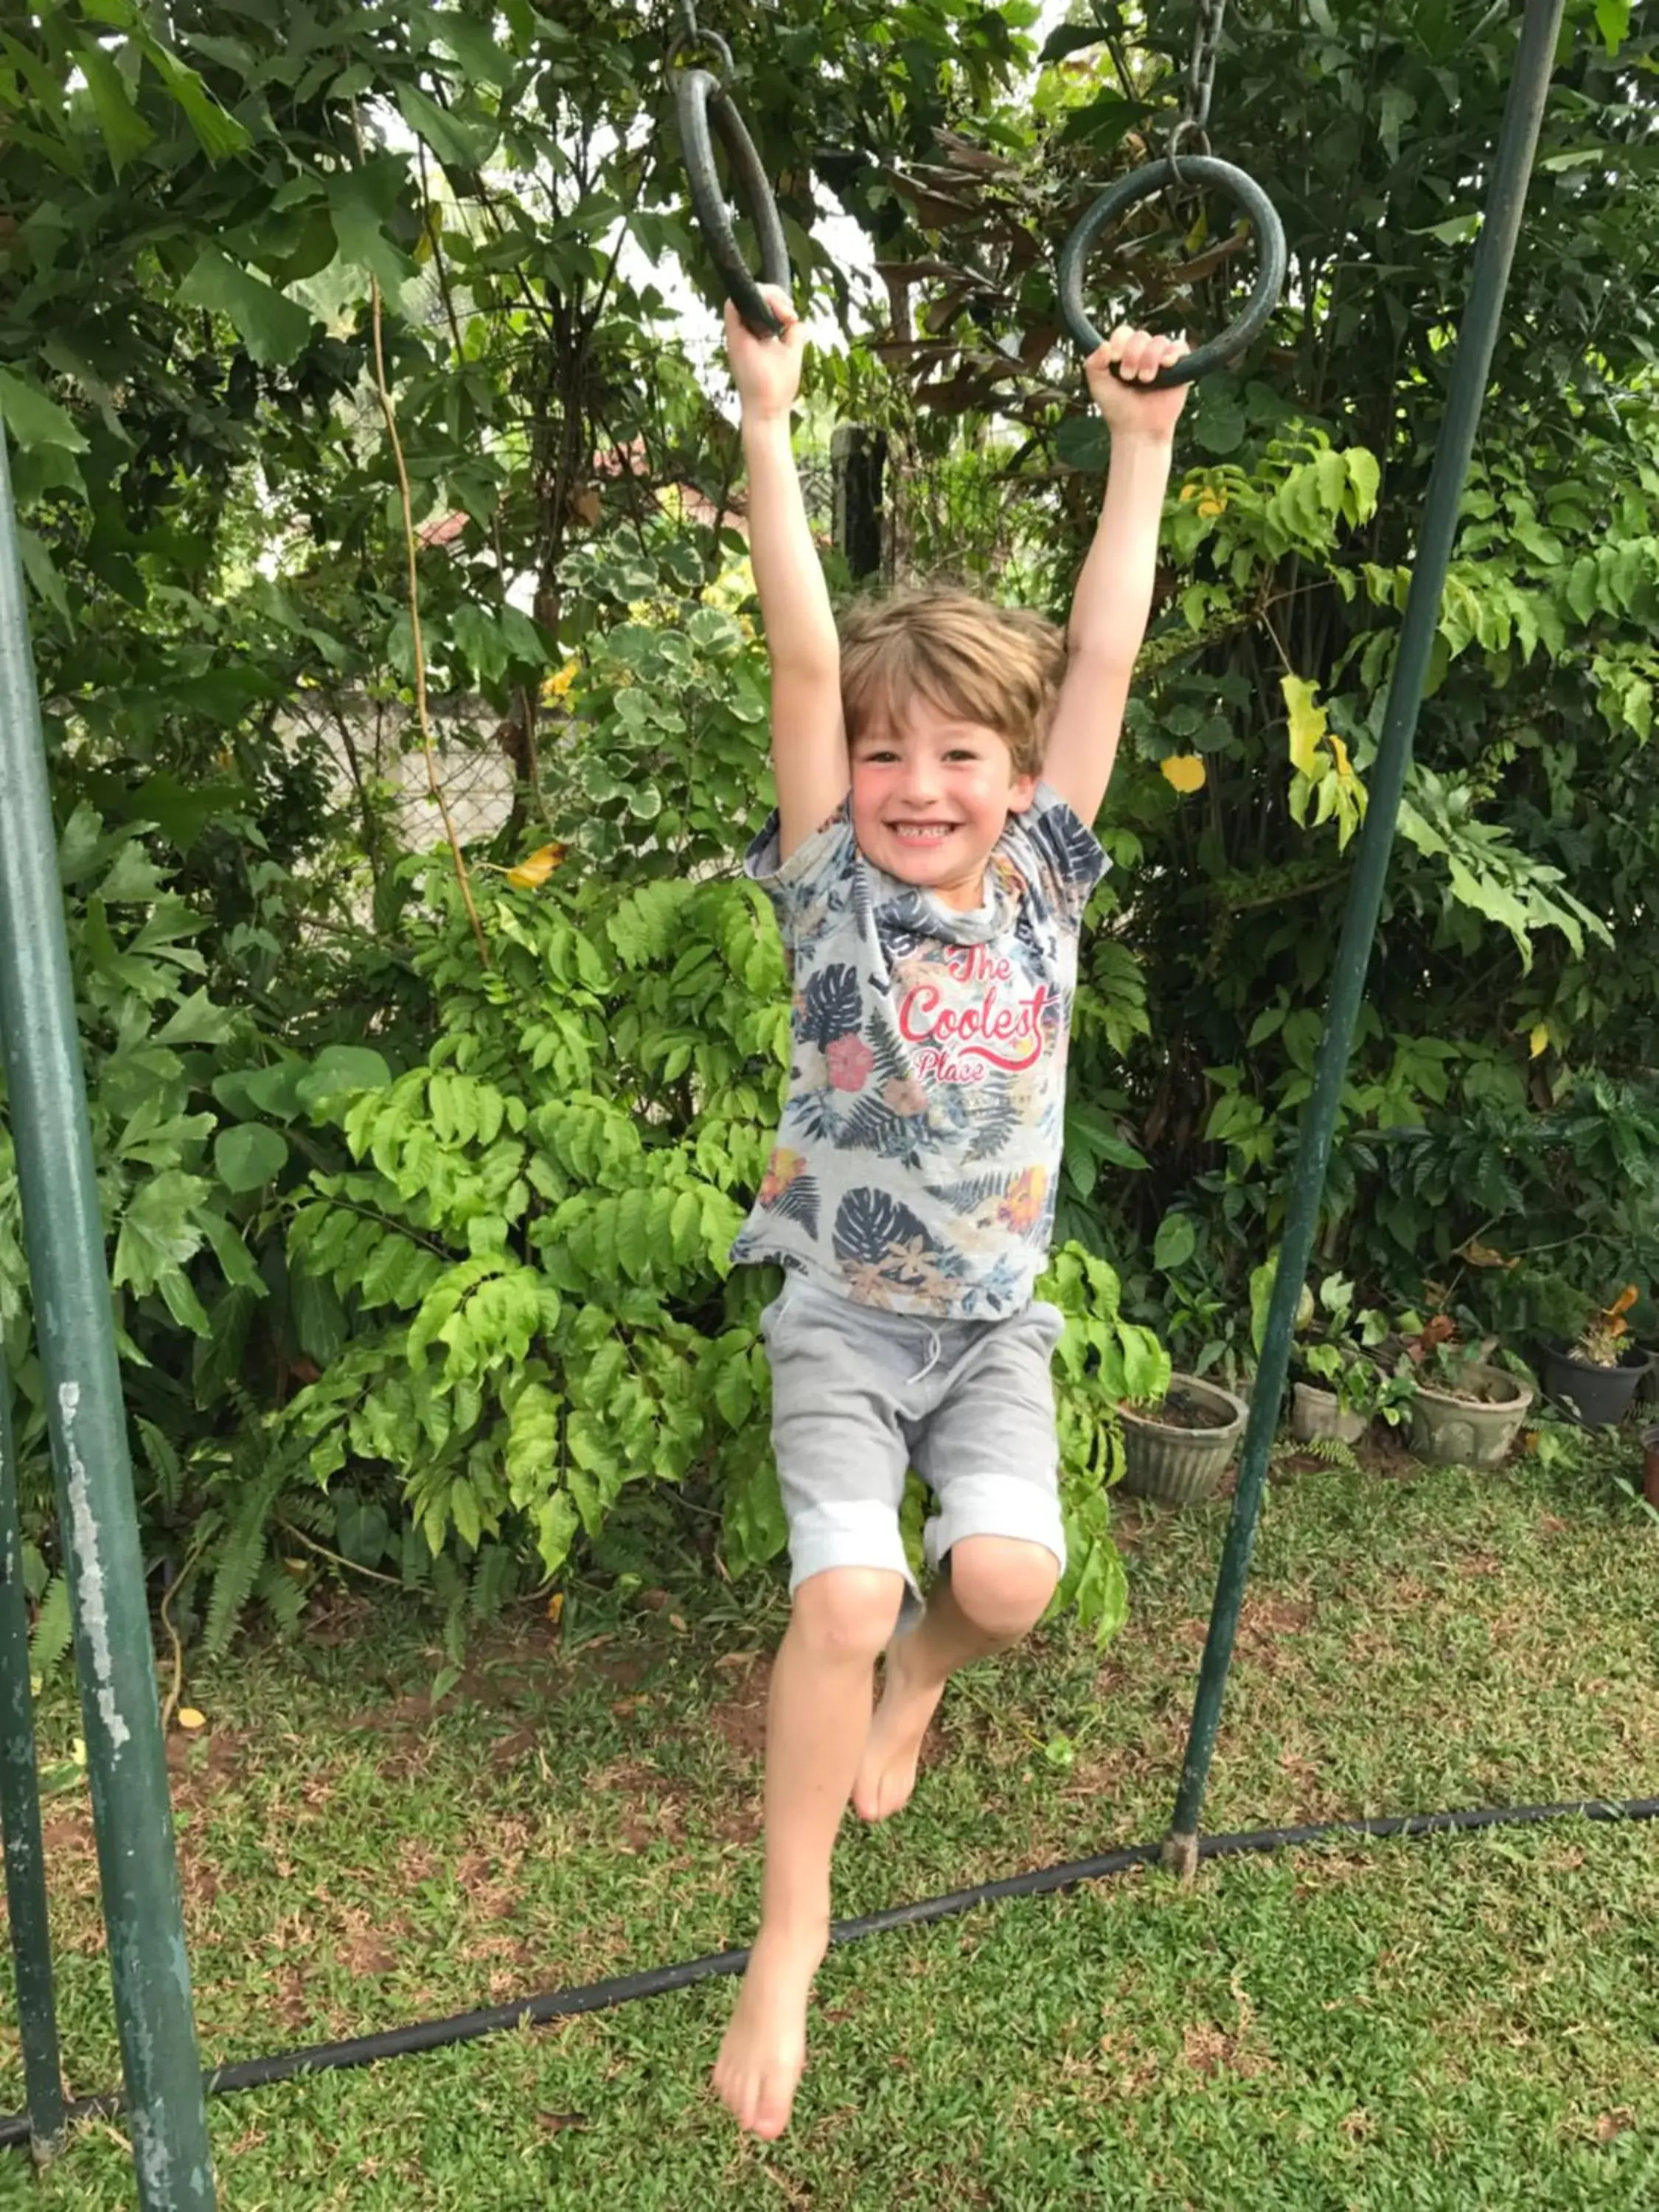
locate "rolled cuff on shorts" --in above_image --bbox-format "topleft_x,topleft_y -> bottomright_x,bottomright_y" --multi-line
787,1498 -> 921,1605
922,1472 -> 1068,1582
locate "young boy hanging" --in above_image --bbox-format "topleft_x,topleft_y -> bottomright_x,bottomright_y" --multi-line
714,285 -> 1190,2140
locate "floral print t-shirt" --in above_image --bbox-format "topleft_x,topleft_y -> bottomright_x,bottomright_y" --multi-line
730,784 -> 1107,1318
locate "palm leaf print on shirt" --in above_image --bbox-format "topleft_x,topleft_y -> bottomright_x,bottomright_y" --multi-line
832,1187 -> 938,1270
799,961 -> 862,1046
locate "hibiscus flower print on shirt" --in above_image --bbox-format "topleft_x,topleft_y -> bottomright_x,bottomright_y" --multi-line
730,784 -> 1108,1318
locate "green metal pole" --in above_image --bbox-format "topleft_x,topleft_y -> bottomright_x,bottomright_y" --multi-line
0,1353 -> 67,2161
0,435 -> 218,2205
1166,0 -> 1568,1877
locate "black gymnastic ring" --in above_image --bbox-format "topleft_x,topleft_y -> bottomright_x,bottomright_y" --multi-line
1056,154 -> 1287,386
672,65 -> 790,340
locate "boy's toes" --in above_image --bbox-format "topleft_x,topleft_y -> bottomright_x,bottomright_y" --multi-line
749,2063 -> 799,2140
714,2050 -> 802,2140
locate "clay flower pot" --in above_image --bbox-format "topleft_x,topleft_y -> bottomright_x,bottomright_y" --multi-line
1119,1373 -> 1249,1506
1290,1381 -> 1368,1446
1406,1363 -> 1533,1470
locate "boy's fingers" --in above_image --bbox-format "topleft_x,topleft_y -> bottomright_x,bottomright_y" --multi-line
756,282 -> 799,332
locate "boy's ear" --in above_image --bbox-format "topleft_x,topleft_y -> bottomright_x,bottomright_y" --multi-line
1007,771 -> 1040,814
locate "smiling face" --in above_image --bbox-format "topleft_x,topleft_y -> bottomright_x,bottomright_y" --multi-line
849,694 -> 1038,911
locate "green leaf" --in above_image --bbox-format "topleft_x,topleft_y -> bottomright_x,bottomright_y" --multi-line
1376,84 -> 1416,164
74,40 -> 154,173
1119,1326 -> 1169,1404
1054,415 -> 1109,473
1594,0 -> 1632,53
1191,383 -> 1245,457
297,1045 -> 392,1110
394,83 -> 498,170
1282,674 -> 1326,778
1039,21 -> 1107,60
15,527 -> 69,621
139,38 -> 251,160
530,1490 -> 580,1578
291,1266 -> 347,1366
1152,1213 -> 1197,1273
713,1349 -> 754,1430
113,1169 -> 209,1298
1345,448 -> 1381,522
153,988 -> 235,1046
420,6 -> 518,88
335,1492 -> 391,1568
176,248 -> 313,367
325,167 -> 417,294
0,369 -> 88,454
215,1124 -> 289,1193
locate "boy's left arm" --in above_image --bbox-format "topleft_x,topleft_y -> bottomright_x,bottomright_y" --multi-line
1040,328 -> 1192,828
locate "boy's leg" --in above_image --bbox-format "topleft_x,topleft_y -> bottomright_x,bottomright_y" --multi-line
852,1534 -> 1057,1823
714,1564 -> 905,2140
854,1302 -> 1068,1823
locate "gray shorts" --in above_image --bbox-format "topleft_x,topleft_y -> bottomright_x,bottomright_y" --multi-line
762,1276 -> 1067,1621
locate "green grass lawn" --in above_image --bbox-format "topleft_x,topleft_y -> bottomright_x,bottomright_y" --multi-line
1,1436 -> 1655,2208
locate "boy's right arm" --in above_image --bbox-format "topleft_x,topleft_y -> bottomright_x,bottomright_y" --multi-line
726,296 -> 848,859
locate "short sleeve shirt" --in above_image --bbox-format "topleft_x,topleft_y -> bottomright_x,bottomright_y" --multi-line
730,784 -> 1107,1318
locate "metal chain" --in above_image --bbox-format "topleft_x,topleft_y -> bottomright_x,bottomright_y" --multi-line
1169,0 -> 1229,167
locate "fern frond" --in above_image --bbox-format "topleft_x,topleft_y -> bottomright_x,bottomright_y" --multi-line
470,1540 -> 519,1622
254,1555 -> 306,1639
28,1574 -> 73,1683
1276,1433 -> 1362,1472
203,1461 -> 288,1657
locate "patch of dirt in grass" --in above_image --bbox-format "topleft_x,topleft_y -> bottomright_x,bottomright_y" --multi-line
1180,1971 -> 1274,2079
1455,1548 -> 1504,1578
1354,1431 -> 1420,1479
706,1653 -> 772,1767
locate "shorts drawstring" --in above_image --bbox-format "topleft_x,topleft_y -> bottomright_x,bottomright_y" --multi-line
906,1326 -> 943,1387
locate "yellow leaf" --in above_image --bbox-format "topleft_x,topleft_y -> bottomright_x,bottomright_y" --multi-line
1328,731 -> 1354,781
544,658 -> 578,701
1456,1237 -> 1517,1271
1281,674 -> 1327,779
506,843 -> 567,891
546,1591 -> 565,1628
178,1708 -> 206,1732
1178,481 -> 1200,503
1195,494 -> 1225,518
1160,754 -> 1207,793
1528,1023 -> 1548,1059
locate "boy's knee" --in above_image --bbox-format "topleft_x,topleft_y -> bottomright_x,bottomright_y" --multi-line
948,1537 -> 1060,1642
790,1567 -> 907,1663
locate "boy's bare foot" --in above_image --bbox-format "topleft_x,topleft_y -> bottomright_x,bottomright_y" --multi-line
714,1924 -> 828,2139
851,1632 -> 945,1822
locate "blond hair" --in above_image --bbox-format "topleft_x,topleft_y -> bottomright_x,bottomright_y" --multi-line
838,586 -> 1066,779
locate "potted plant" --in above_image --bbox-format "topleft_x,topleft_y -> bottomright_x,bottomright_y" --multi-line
1119,1371 -> 1250,1506
1289,1276 -> 1413,1444
1395,1313 -> 1533,1470
1538,1286 -> 1653,1427
1294,1346 -> 1418,1444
